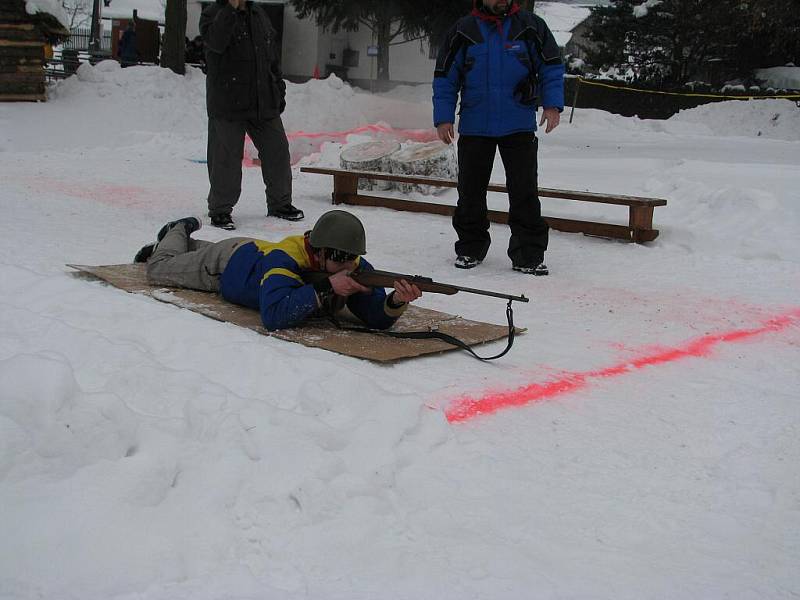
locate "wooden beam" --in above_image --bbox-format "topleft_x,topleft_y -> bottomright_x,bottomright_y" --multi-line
0,40 -> 44,47
0,71 -> 44,82
0,46 -> 44,59
0,92 -> 45,101
300,167 -> 665,243
0,23 -> 36,30
0,81 -> 45,94
339,194 -> 651,242
300,167 -> 667,207
0,64 -> 41,72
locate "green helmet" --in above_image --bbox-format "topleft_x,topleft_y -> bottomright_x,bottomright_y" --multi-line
309,210 -> 367,255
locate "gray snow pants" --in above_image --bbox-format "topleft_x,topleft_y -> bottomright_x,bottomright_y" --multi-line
146,225 -> 252,292
206,115 -> 292,218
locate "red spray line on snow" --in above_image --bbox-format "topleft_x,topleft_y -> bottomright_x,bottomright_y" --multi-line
244,124 -> 439,166
284,123 -> 437,143
445,309 -> 800,423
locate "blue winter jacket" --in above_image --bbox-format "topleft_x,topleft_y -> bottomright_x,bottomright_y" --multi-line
219,235 -> 406,331
433,9 -> 565,137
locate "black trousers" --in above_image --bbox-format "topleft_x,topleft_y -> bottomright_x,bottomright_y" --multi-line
206,116 -> 292,218
454,132 -> 549,266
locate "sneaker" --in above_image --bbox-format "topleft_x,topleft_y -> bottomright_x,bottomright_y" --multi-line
157,216 -> 202,241
454,255 -> 482,269
210,213 -> 236,230
267,204 -> 304,221
513,263 -> 549,276
133,243 -> 155,263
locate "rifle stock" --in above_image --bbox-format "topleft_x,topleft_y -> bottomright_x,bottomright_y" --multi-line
351,269 -> 529,303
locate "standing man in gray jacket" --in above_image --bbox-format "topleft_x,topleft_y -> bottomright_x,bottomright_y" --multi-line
201,0 -> 304,230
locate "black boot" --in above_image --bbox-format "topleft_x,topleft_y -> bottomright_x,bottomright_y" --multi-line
267,204 -> 304,221
134,243 -> 155,263
210,213 -> 236,230
157,216 -> 202,241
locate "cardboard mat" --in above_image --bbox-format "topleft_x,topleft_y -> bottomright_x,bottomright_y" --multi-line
67,264 -> 522,362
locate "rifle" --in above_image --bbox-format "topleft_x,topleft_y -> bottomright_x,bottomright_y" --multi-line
350,269 -> 529,304
342,268 -> 528,361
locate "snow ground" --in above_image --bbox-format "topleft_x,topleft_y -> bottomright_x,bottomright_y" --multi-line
0,63 -> 799,600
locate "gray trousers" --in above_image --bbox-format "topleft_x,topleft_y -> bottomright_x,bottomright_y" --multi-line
146,225 -> 252,292
206,116 -> 292,218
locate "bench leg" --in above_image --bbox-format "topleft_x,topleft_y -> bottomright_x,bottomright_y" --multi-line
332,174 -> 358,205
629,206 -> 658,243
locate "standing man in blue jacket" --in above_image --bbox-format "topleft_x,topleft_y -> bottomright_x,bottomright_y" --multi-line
433,0 -> 565,275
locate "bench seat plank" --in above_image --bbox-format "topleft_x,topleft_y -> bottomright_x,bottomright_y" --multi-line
301,166 -> 666,207
300,166 -> 665,243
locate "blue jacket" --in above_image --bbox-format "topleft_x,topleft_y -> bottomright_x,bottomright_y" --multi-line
433,9 -> 565,137
219,235 -> 406,331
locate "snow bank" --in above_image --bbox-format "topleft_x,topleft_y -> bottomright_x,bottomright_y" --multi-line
0,59 -> 799,600
755,65 -> 800,91
667,99 -> 800,141
283,74 -> 367,134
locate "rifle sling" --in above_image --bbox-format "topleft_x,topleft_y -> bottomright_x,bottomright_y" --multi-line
328,300 -> 517,361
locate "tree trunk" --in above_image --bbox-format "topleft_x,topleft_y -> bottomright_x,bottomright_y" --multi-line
88,0 -> 101,53
340,140 -> 400,191
387,141 -> 456,195
376,17 -> 390,81
160,0 -> 186,75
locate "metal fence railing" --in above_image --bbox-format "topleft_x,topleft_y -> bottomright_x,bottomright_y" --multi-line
45,30 -> 207,81
63,28 -> 112,52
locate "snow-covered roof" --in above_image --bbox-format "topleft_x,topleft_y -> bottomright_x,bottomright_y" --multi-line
100,0 -> 284,23
534,2 -> 593,47
24,0 -> 70,30
101,0 -> 166,24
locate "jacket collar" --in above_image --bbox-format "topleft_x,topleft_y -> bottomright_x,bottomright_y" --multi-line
459,3 -> 530,44
471,2 -> 520,35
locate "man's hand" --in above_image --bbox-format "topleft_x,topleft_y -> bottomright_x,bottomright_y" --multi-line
539,107 -> 561,134
436,123 -> 454,144
329,271 -> 370,297
392,279 -> 422,303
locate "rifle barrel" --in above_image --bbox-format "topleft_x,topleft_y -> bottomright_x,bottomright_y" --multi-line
450,283 -> 529,303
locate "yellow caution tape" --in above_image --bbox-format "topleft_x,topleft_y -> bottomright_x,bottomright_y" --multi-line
575,77 -> 800,100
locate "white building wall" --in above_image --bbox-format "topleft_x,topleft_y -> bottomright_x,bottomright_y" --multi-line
333,27 -> 435,85
280,4 -> 320,80
187,2 -> 203,38
187,0 -> 437,86
384,39 -> 436,85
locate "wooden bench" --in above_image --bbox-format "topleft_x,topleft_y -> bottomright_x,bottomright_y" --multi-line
300,166 -> 667,243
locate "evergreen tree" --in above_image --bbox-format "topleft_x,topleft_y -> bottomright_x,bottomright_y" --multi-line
289,0 -> 469,82
581,0 -> 639,77
583,0 -> 799,86
634,0 -> 723,85
728,0 -> 800,79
